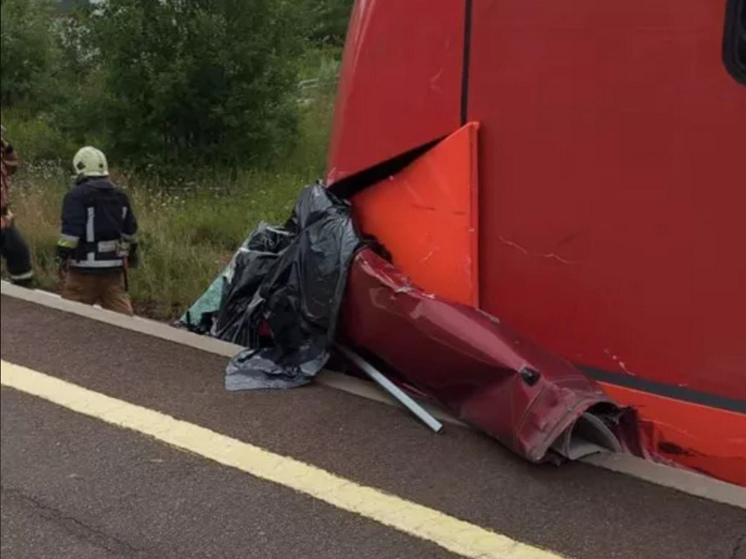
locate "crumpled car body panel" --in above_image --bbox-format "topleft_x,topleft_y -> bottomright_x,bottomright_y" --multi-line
327,0 -> 746,486
340,249 -> 628,463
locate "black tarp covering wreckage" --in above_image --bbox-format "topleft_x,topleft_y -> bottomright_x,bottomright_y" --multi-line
183,183 -> 362,390
182,183 -> 640,465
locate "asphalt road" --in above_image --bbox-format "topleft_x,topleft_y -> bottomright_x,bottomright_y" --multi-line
2,295 -> 745,559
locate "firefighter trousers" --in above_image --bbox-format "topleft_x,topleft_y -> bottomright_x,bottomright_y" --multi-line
62,269 -> 133,316
0,222 -> 34,286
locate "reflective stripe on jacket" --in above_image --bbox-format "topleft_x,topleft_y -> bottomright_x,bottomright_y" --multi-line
58,177 -> 138,271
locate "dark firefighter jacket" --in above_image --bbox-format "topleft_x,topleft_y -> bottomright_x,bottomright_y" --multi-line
1,138 -> 19,229
57,177 -> 138,272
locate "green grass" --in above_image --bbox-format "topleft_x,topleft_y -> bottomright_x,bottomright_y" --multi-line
4,164 -> 310,319
2,63 -> 338,319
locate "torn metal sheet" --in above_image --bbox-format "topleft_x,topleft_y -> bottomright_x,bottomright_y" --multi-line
327,0 -> 746,487
339,248 -> 633,463
181,181 -> 636,465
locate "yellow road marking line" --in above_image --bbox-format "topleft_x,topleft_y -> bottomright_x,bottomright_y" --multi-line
1,360 -> 568,559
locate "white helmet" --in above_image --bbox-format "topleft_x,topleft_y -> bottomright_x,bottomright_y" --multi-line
73,146 -> 109,178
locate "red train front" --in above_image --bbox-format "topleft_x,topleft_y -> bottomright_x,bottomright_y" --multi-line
327,0 -> 746,485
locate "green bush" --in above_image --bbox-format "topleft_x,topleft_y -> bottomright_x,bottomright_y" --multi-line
291,50 -> 340,176
303,0 -> 355,47
68,0 -> 305,172
1,108 -> 76,163
2,0 -> 351,177
0,0 -> 357,318
0,0 -> 58,109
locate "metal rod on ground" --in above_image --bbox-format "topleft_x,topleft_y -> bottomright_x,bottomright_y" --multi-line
336,344 -> 444,434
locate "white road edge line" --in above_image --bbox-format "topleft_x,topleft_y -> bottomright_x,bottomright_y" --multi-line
2,280 -> 745,510
1,360 -> 568,559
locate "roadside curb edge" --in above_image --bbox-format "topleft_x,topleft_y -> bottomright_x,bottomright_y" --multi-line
2,281 -> 744,510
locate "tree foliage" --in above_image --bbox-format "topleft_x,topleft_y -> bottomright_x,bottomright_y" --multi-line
77,0 -> 305,169
0,0 -> 57,108
1,0 -> 355,173
304,0 -> 355,47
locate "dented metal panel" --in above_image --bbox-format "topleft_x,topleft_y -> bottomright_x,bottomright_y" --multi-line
340,249 -> 632,463
330,0 -> 746,487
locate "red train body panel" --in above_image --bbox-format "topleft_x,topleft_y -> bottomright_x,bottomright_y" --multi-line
328,0 -> 746,484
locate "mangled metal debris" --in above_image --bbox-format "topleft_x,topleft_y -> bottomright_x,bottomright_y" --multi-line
183,182 -> 636,466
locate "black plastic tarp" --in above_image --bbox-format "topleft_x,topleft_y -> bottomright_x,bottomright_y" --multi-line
216,183 -> 362,390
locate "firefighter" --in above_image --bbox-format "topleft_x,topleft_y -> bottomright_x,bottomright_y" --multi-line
56,146 -> 139,315
1,125 -> 34,287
